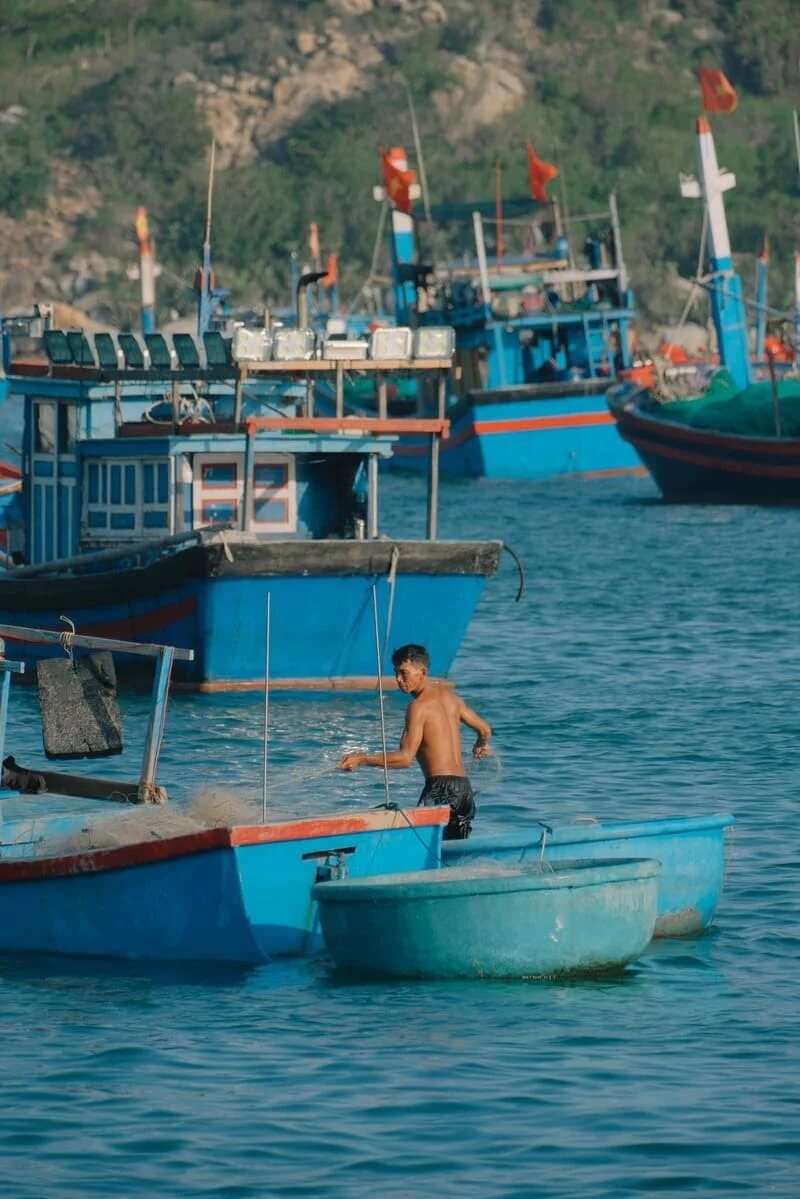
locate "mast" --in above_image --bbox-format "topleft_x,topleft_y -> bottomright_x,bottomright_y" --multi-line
197,140 -> 217,336
135,206 -> 156,334
680,116 -> 751,389
378,147 -> 419,325
754,236 -> 768,361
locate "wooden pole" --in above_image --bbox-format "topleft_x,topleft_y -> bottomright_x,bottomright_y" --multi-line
371,584 -> 391,808
262,592 -> 271,822
138,644 -> 175,802
495,157 -> 503,265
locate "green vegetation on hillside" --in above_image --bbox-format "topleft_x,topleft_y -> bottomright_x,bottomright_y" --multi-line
0,0 -> 797,327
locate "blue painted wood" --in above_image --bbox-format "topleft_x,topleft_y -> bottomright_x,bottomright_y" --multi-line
0,570 -> 488,687
442,814 -> 734,936
388,391 -> 641,479
0,809 -> 446,962
313,857 -> 660,979
377,193 -> 641,481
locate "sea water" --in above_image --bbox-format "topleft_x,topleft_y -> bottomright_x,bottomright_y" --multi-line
0,473 -> 797,1198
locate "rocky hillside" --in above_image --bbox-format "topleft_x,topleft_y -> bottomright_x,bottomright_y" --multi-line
0,0 -> 797,337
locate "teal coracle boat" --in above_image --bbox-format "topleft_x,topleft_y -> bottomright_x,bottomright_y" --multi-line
312,857 -> 660,980
442,813 -> 734,937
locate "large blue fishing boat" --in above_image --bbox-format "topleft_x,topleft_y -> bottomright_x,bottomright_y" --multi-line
0,303 -> 503,689
366,150 -> 645,480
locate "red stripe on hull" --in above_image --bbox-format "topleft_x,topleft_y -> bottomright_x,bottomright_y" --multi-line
392,409 -> 616,458
629,433 -> 800,479
0,808 -> 448,881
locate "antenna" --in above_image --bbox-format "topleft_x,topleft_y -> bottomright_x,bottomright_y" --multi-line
197,139 -> 216,336
403,79 -> 431,221
204,138 -> 216,254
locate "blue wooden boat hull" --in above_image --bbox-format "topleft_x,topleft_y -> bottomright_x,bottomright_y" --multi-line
0,807 -> 447,962
388,387 -> 643,480
313,857 -> 660,979
442,814 -> 734,936
0,539 -> 498,689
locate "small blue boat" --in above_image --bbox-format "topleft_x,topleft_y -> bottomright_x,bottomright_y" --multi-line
313,858 -> 660,979
0,806 -> 447,963
0,622 -> 449,962
442,813 -> 734,937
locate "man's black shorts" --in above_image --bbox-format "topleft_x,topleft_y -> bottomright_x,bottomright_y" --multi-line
418,774 -> 475,840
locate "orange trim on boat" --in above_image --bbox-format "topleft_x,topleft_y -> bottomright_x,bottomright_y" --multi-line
0,808 -> 449,882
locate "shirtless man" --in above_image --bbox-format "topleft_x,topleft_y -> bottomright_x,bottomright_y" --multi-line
338,644 -> 491,840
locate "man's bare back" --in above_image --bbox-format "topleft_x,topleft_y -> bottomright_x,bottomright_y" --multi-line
338,648 -> 491,779
337,644 -> 491,841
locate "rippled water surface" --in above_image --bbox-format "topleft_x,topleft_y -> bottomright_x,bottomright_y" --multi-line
1,473 -> 798,1198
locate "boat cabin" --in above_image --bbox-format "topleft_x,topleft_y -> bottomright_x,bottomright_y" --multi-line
1,315 -> 452,568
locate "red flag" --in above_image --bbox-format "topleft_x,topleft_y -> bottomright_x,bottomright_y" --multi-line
526,142 -> 559,203
322,253 -> 338,288
380,148 -> 417,215
699,68 -> 738,114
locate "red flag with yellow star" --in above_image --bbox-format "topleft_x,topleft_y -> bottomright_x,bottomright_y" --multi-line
699,68 -> 738,114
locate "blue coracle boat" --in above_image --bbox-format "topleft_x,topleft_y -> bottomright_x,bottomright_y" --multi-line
371,152 -> 645,480
0,624 -> 448,963
0,306 -> 501,689
313,857 -> 660,979
443,813 -> 734,936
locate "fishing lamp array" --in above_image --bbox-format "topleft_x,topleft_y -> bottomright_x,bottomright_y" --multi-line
232,324 -> 455,364
36,324 -> 456,372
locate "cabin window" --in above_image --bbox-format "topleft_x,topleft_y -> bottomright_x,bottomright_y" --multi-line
82,457 -> 171,541
192,453 -> 296,533
34,402 -> 57,454
252,459 -> 293,529
58,404 -> 80,452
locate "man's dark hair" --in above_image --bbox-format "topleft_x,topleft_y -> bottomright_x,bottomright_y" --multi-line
391,644 -> 430,670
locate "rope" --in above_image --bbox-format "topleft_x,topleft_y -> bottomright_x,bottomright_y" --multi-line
58,615 -> 76,671
382,546 -> 399,659
673,205 -> 709,337
501,542 -> 525,602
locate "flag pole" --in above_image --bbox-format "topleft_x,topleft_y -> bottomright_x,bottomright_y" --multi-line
495,156 -> 503,265
552,134 -> 574,269
403,80 -> 431,221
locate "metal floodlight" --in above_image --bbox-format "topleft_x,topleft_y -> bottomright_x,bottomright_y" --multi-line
271,328 -> 316,361
118,332 -> 146,370
203,331 -> 231,368
66,330 -> 96,366
232,327 -> 273,363
144,333 -> 173,370
322,339 -> 369,362
414,326 -> 455,359
94,333 -> 120,370
369,326 -> 413,361
42,329 -> 72,366
172,333 -> 201,369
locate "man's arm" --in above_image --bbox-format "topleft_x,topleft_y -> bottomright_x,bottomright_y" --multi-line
458,698 -> 492,759
339,702 -> 425,771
